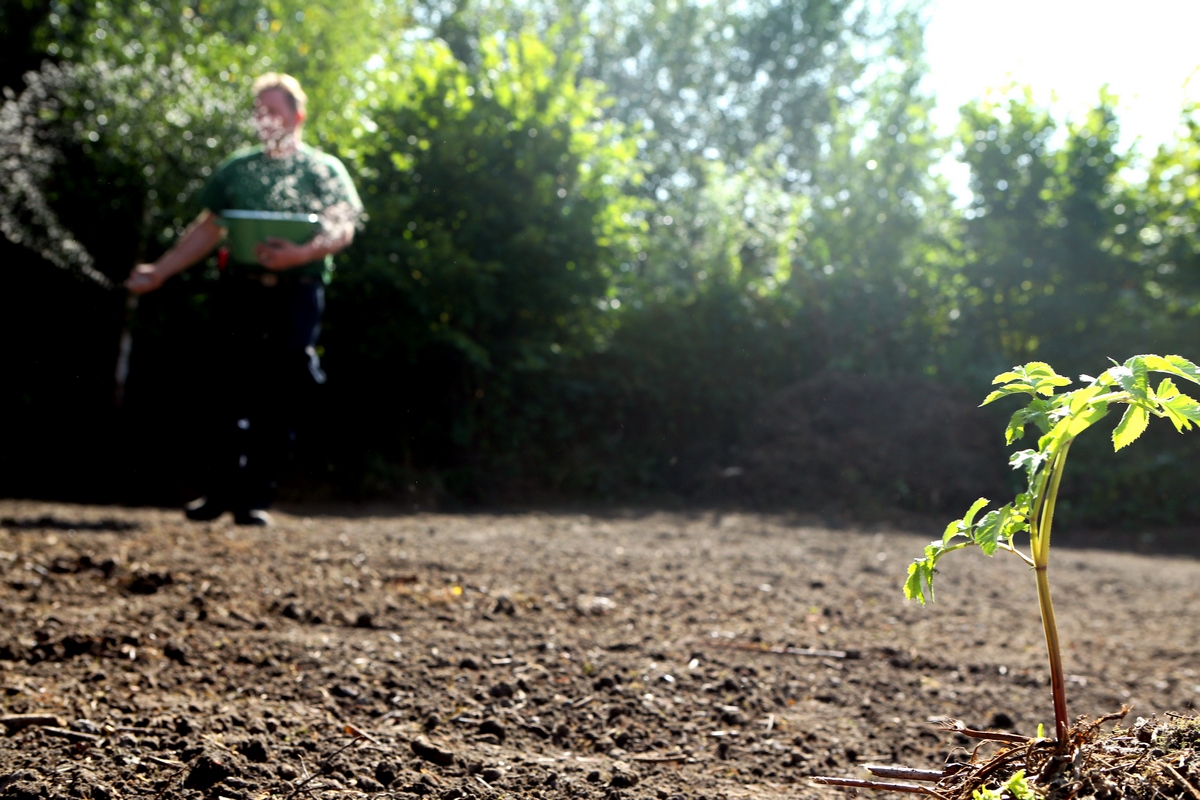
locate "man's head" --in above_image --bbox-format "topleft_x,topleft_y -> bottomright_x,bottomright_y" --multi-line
251,73 -> 307,152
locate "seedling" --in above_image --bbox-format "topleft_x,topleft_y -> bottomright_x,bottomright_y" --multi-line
904,355 -> 1200,749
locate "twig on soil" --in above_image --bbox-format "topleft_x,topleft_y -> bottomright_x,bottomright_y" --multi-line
41,726 -> 101,744
815,719 -> 1050,798
703,641 -> 849,659
965,742 -> 1039,790
151,762 -> 189,800
343,723 -> 383,745
152,768 -> 188,800
863,765 -> 946,782
1164,764 -> 1200,800
629,753 -> 699,764
0,714 -> 62,734
932,717 -> 1032,744
514,662 -> 551,677
356,744 -> 397,757
286,733 -> 369,799
200,733 -> 236,752
812,776 -> 951,798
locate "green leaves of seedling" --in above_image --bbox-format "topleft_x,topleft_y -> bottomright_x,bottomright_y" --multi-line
1149,376 -> 1200,434
1112,405 -> 1148,451
972,770 -> 1037,800
904,495 -> 1029,605
909,354 -> 1200,607
985,361 -> 1072,403
904,498 -> 980,605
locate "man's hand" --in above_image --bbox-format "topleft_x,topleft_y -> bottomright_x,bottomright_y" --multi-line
124,211 -> 224,294
126,264 -> 166,295
256,237 -> 312,271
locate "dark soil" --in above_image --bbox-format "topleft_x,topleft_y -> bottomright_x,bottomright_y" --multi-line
1,499 -> 1199,799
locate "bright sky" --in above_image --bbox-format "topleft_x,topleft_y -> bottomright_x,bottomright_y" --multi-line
921,0 -> 1200,198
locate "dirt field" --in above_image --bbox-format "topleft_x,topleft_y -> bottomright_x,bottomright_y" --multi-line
1,499 -> 1198,799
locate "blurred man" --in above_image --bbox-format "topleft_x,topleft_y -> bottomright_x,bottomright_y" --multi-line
126,73 -> 362,525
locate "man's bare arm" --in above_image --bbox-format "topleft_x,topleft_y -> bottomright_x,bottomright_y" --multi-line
125,211 -> 224,294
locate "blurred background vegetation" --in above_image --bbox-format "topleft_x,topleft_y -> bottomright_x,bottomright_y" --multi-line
4,0 -> 1200,524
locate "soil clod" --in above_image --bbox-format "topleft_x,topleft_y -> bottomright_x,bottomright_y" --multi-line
412,736 -> 456,766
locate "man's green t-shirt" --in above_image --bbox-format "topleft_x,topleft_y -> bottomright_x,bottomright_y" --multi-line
196,143 -> 362,282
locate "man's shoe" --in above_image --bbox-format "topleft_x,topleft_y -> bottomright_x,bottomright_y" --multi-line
184,496 -> 228,522
234,508 -> 273,527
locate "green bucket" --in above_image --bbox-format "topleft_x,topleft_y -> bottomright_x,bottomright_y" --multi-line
220,210 -> 320,265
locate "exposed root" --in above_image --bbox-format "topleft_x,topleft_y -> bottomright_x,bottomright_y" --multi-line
816,710 -> 1200,799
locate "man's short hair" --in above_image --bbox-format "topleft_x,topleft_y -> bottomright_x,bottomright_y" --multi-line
252,73 -> 307,114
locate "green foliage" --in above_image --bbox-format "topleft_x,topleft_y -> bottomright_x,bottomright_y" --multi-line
0,56 -> 250,292
320,28 -> 645,481
952,88 -> 1144,375
35,0 -> 396,144
906,355 -> 1200,604
788,8 -> 959,374
358,29 -> 642,361
7,0 -> 405,283
584,0 -> 861,172
928,87 -> 1200,524
14,0 -> 1200,518
972,770 -> 1038,800
314,0 -> 956,494
1127,99 -> 1200,320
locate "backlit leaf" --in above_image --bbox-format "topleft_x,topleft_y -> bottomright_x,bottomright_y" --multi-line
1037,416 -> 1071,452
1033,381 -> 1068,397
1112,405 -> 1148,450
904,560 -> 931,605
983,385 -> 1033,406
1161,393 -> 1200,432
942,518 -> 964,545
1020,362 -> 1071,396
1005,409 -> 1028,444
1065,401 -> 1109,438
1067,384 -> 1102,414
973,509 -> 1004,555
1022,398 -> 1055,435
1155,377 -> 1179,402
1009,449 -> 1044,475
1144,355 -> 1200,385
1118,356 -> 1151,401
1021,362 -> 1061,377
1107,365 -> 1134,391
962,497 -> 989,527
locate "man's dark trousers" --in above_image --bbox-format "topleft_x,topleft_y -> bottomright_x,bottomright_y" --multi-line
201,270 -> 325,511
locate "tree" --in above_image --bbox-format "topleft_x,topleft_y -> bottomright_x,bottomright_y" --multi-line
946,89 -> 1200,525
1128,100 -> 1200,330
317,28 -> 645,489
954,88 -> 1143,378
788,8 -> 959,374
